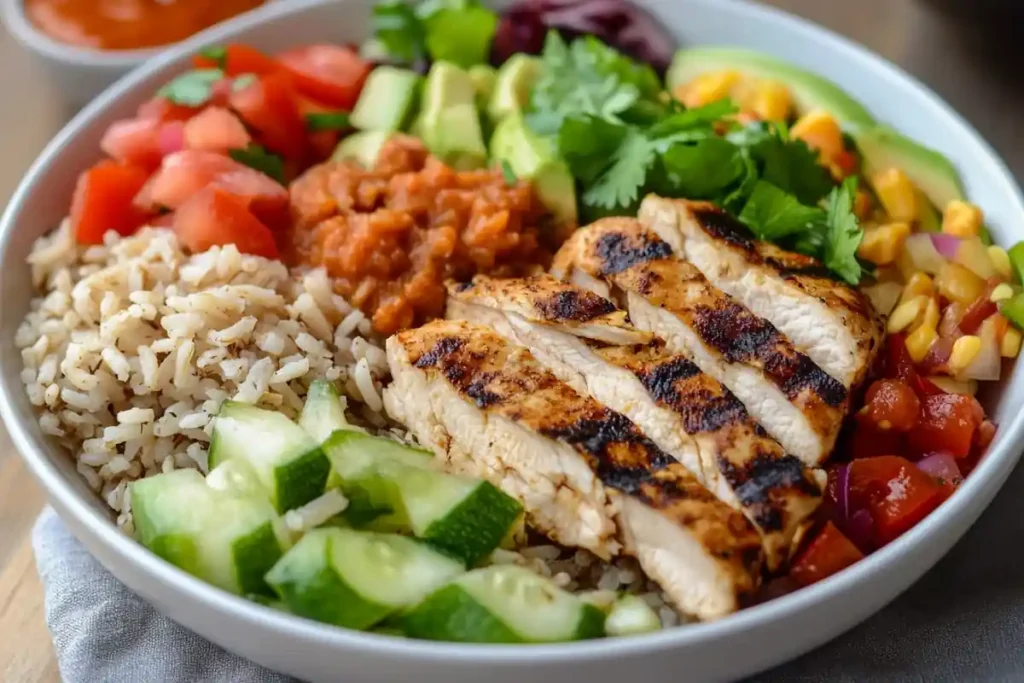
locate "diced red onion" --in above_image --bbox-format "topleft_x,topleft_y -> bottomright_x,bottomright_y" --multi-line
904,233 -> 948,274
916,451 -> 961,482
929,233 -> 961,260
845,509 -> 875,552
158,121 -> 185,156
834,463 -> 850,522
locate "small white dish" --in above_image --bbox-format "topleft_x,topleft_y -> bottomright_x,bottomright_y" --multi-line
1,0 -> 1023,681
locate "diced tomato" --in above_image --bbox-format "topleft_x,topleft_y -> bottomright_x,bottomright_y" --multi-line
229,72 -> 307,159
136,150 -> 289,228
295,95 -> 344,161
136,96 -> 198,123
907,393 -> 982,459
70,161 -> 152,244
790,522 -> 864,587
833,149 -> 859,176
849,419 -> 906,460
173,187 -> 278,258
276,44 -> 371,109
918,336 -> 955,375
192,44 -> 281,77
959,296 -> 998,335
862,379 -> 920,431
183,107 -> 252,153
847,456 -> 944,545
883,333 -> 945,397
100,118 -> 164,170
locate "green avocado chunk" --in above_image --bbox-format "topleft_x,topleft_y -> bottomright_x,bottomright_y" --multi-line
488,53 -> 543,122
419,61 -> 488,169
666,47 -> 876,128
490,112 -> 577,226
350,66 -> 423,133
332,130 -> 392,168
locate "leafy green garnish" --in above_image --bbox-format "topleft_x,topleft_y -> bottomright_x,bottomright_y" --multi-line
739,180 -> 825,241
501,160 -> 518,186
581,129 -> 656,213
661,137 -> 746,199
370,1 -> 426,64
822,177 -> 864,285
305,112 -> 350,132
558,114 -> 629,185
157,69 -> 224,106
229,145 -> 285,184
198,45 -> 227,69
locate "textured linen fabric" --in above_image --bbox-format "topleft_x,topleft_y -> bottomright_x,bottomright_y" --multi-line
32,456 -> 1024,683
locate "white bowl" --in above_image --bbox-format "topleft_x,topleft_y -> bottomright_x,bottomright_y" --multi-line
2,0 -> 1023,681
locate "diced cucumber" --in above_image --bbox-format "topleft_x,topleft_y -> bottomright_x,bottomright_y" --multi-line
298,380 -> 350,444
132,469 -> 288,596
266,528 -> 464,630
604,595 -> 662,636
388,467 -> 523,565
206,459 -> 264,498
403,566 -> 605,643
209,401 -> 330,513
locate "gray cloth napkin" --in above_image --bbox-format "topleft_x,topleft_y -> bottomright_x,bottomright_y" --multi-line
32,457 -> 1024,683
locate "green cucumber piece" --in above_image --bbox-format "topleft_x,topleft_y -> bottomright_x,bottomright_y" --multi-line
403,566 -> 605,643
389,467 -> 523,565
298,380 -> 350,444
209,401 -> 330,513
132,469 -> 287,596
604,594 -> 661,636
266,528 -> 464,630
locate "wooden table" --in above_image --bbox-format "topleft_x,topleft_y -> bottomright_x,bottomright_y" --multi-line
1,1 -> 1023,681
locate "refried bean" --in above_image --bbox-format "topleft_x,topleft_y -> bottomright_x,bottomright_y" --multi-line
287,135 -> 565,335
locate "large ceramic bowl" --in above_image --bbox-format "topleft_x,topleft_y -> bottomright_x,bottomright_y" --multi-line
2,0 -> 1023,681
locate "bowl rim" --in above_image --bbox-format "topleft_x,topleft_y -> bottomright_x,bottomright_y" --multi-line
3,0 -> 1024,667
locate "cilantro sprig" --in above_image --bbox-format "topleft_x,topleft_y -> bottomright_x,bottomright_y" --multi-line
525,31 -> 866,283
368,0 -> 497,69
229,145 -> 286,184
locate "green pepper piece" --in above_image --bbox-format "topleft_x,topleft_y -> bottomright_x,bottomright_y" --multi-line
999,292 -> 1024,330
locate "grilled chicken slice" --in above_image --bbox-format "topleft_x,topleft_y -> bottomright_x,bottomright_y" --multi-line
447,275 -> 823,568
554,218 -> 848,466
636,195 -> 883,388
385,319 -> 762,620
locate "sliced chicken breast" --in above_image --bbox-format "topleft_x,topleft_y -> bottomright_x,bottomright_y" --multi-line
637,195 -> 883,388
555,218 -> 848,466
447,275 -> 824,568
385,319 -> 762,620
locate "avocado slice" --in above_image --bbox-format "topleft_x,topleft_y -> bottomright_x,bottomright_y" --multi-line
332,131 -> 392,168
422,61 -> 478,113
469,64 -> 498,111
350,66 -> 423,133
490,113 -> 577,226
418,62 -> 488,170
488,54 -> 543,122
666,47 -> 875,128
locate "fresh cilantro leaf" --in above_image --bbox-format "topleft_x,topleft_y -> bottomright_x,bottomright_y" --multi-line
661,137 -> 746,199
501,160 -> 517,186
739,181 -> 825,241
648,99 -> 738,139
157,68 -> 224,106
582,129 -> 656,212
229,145 -> 285,184
749,133 -> 834,205
305,112 -> 350,131
421,2 -> 498,68
822,177 -> 864,285
721,149 -> 760,213
558,114 -> 629,185
371,0 -> 426,64
198,45 -> 227,69
231,73 -> 258,93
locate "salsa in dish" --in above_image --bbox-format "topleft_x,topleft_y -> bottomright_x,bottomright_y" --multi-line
16,0 -> 1023,643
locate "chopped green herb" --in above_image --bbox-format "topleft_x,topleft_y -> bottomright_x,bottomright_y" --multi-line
305,112 -> 351,132
370,1 -> 426,65
198,45 -> 227,69
661,137 -> 746,199
739,180 -> 825,241
581,129 -> 655,213
229,145 -> 286,184
232,73 -> 258,93
558,114 -> 629,185
500,160 -> 517,186
822,177 -> 864,285
157,68 -> 225,107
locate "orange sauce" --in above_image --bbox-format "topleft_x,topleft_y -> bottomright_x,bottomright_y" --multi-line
25,0 -> 266,51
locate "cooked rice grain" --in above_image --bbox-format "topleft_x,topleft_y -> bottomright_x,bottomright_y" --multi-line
17,225 -> 390,521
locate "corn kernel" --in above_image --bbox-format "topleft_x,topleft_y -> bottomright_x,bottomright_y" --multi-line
900,272 -> 935,304
906,325 -> 938,363
751,80 -> 792,121
988,245 -> 1013,280
936,262 -> 986,304
990,283 -> 1014,302
790,110 -> 844,162
948,335 -> 982,372
858,221 -> 911,266
870,167 -> 920,223
942,200 -> 984,238
854,188 -> 873,221
912,296 -> 940,333
679,71 -> 741,108
1002,327 -> 1022,358
888,296 -> 926,333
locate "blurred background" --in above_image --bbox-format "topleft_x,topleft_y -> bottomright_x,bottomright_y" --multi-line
0,0 -> 1022,680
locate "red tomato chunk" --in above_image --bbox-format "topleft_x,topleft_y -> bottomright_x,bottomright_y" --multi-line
71,161 -> 152,244
861,379 -> 920,432
229,71 -> 307,160
907,394 -> 982,459
847,456 -> 944,546
173,187 -> 278,258
277,44 -> 371,109
790,522 -> 864,587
